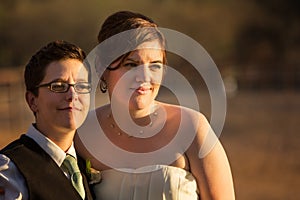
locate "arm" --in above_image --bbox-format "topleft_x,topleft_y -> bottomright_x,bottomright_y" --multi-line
186,113 -> 235,200
0,154 -> 28,200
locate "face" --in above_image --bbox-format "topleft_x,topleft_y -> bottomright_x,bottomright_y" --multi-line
27,59 -> 90,134
106,40 -> 164,113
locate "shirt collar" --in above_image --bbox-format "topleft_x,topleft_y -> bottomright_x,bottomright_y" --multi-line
25,124 -> 77,167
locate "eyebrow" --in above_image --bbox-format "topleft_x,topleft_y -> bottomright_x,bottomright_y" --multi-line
151,60 -> 163,64
49,78 -> 88,83
125,58 -> 163,64
50,78 -> 66,82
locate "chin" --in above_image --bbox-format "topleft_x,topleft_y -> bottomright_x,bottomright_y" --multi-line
60,120 -> 81,131
130,95 -> 154,108
70,113 -> 87,129
129,101 -> 151,111
64,122 -> 77,130
74,119 -> 86,129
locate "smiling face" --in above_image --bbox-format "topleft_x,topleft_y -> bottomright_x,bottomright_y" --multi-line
27,59 -> 90,136
106,41 -> 164,115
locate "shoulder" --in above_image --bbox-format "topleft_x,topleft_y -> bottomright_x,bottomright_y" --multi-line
160,103 -> 213,149
0,137 -> 25,155
158,101 -> 201,114
158,102 -> 210,146
159,101 -> 208,126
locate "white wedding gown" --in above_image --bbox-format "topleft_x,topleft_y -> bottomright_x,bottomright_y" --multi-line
93,165 -> 199,200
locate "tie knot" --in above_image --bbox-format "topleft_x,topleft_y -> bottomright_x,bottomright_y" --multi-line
62,154 -> 85,199
62,155 -> 80,175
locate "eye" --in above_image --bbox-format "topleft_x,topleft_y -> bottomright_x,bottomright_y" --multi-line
123,62 -> 138,68
149,63 -> 162,71
51,82 -> 68,92
76,83 -> 90,89
75,82 -> 91,93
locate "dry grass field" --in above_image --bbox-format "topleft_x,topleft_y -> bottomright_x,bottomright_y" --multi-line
223,91 -> 300,200
0,68 -> 299,199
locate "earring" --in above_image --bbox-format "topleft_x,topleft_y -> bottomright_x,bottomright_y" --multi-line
100,79 -> 107,93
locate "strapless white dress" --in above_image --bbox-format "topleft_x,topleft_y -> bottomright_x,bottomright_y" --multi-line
93,165 -> 199,200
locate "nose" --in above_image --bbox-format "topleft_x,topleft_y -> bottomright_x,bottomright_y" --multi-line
66,85 -> 78,101
135,65 -> 151,83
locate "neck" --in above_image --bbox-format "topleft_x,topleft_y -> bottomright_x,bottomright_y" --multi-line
129,102 -> 158,119
35,123 -> 75,152
130,108 -> 150,119
106,102 -> 164,137
108,102 -> 159,127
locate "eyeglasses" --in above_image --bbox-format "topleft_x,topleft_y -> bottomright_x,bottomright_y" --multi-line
36,81 -> 92,94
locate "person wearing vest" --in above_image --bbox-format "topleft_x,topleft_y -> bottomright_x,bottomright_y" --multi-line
0,40 -> 93,200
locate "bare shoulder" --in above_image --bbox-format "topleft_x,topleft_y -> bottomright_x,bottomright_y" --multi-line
158,101 -> 208,128
172,102 -> 235,198
157,101 -> 202,116
158,102 -> 211,150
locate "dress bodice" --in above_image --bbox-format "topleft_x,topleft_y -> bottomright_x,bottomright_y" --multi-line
93,165 -> 199,200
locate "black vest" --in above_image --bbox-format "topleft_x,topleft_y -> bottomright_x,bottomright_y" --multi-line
1,135 -> 93,200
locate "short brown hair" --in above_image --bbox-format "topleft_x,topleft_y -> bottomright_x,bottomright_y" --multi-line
24,40 -> 88,96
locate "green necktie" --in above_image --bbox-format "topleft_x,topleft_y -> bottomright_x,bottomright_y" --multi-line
62,154 -> 86,199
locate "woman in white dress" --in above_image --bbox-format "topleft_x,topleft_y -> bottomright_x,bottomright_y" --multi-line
76,11 -> 235,200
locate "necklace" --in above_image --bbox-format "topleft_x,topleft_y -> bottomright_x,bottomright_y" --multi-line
107,103 -> 166,138
107,112 -> 158,137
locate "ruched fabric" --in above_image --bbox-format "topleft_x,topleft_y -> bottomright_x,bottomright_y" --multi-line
93,165 -> 198,200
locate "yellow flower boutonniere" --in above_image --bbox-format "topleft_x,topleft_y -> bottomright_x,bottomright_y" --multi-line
86,159 -> 101,185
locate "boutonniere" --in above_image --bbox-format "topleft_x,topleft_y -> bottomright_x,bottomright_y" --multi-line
86,159 -> 101,185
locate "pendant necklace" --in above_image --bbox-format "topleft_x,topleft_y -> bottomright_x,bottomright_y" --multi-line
107,103 -> 165,138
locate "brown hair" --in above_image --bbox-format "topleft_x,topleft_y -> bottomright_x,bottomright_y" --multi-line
97,11 -> 167,71
98,11 -> 157,43
24,40 -> 88,96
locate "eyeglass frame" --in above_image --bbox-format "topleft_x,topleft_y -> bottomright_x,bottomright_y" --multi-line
35,80 -> 92,94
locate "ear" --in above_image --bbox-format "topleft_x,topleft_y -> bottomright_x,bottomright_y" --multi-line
25,91 -> 38,113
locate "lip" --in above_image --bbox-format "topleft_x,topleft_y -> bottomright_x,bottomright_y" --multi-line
135,86 -> 152,95
58,106 -> 81,111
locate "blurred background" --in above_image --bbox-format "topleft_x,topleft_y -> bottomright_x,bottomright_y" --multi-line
0,0 -> 299,199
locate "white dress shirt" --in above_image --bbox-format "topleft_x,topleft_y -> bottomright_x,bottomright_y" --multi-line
0,124 -> 77,200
